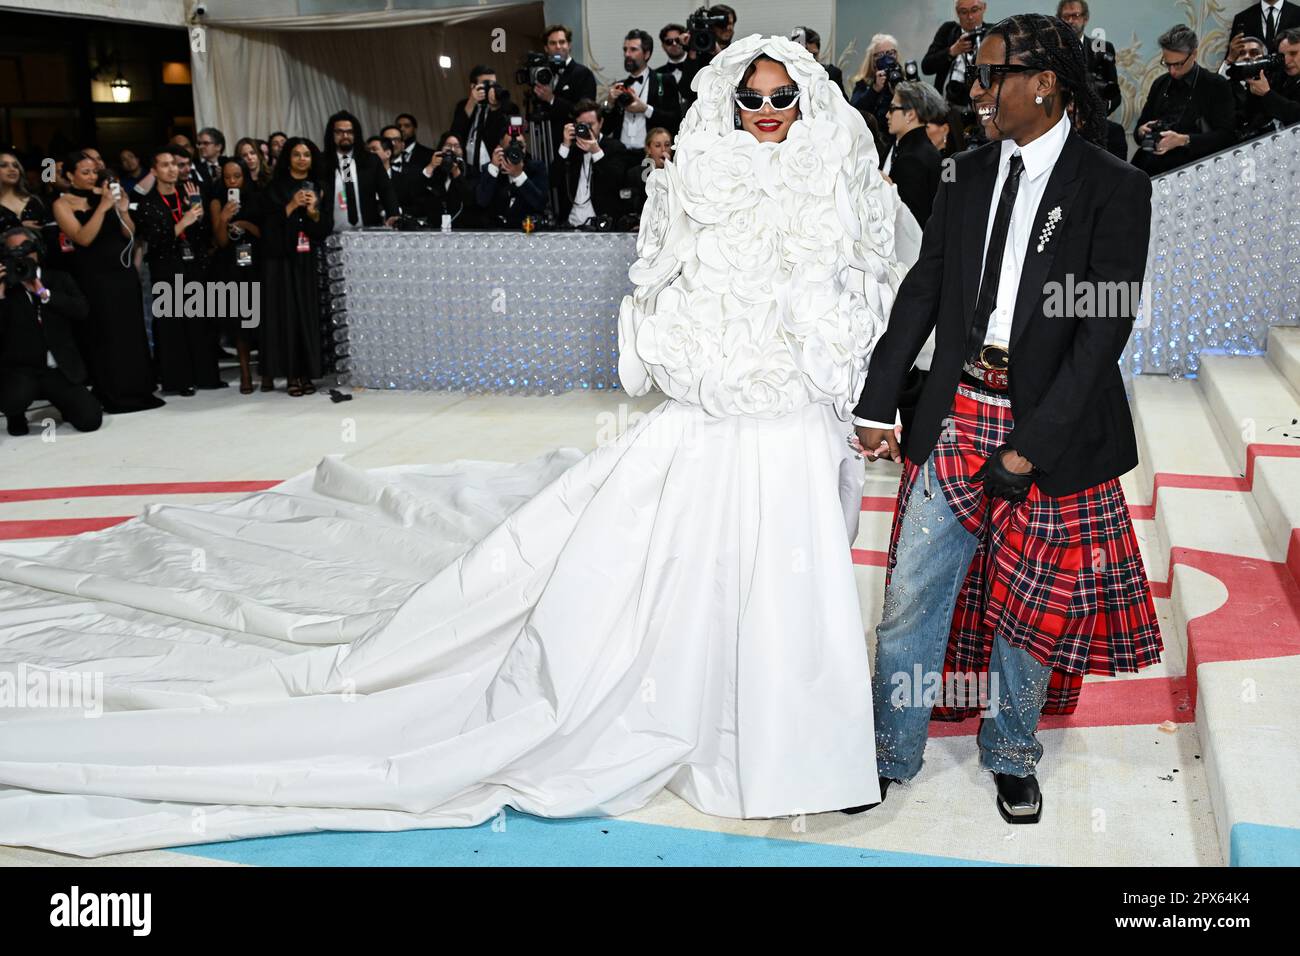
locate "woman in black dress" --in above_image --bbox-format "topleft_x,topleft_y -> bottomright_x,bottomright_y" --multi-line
208,157 -> 264,393
0,151 -> 47,234
134,146 -> 222,396
261,138 -> 326,397
52,152 -> 164,414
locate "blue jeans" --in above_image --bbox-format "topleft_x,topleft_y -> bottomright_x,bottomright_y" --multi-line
872,451 -> 1054,781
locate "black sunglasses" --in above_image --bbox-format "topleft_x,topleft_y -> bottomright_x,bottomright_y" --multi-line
966,63 -> 1039,89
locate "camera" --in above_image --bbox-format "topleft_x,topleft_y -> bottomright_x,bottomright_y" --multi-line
685,5 -> 728,54
503,118 -> 527,166
439,148 -> 462,169
574,121 -> 593,142
963,26 -> 988,50
614,76 -> 638,108
478,80 -> 510,105
1140,121 -> 1168,152
516,51 -> 566,88
1228,53 -> 1284,82
876,53 -> 920,87
1,242 -> 39,287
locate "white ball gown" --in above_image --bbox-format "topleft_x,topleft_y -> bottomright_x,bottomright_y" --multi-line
0,36 -> 918,856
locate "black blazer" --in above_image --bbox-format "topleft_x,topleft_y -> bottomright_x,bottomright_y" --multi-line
602,71 -> 683,140
1132,65 -> 1237,159
391,142 -> 435,211
450,101 -> 511,174
1227,0 -> 1300,54
474,159 -> 549,227
921,21 -> 970,96
854,130 -> 1153,497
888,126 -> 942,226
318,149 -> 399,229
549,137 -> 631,222
0,268 -> 90,384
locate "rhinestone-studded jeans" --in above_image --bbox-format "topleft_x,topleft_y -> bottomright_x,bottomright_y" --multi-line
872,451 -> 1054,782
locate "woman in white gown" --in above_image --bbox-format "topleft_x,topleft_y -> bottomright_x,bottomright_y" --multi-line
0,36 -> 915,856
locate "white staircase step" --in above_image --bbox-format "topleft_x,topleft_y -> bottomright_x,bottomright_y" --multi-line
1197,354 -> 1300,473
1268,326 -> 1300,397
1252,456 -> 1300,568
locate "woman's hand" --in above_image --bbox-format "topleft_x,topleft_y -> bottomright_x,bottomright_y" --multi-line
873,69 -> 887,92
855,425 -> 902,463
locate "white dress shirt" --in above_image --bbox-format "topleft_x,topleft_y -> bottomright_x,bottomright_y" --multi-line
618,69 -> 655,150
853,112 -> 1072,430
557,142 -> 605,225
332,151 -> 358,233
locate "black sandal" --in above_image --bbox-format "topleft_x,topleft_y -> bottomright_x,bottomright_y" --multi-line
287,381 -> 304,397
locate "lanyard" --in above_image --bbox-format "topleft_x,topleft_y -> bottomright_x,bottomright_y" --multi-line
160,189 -> 187,239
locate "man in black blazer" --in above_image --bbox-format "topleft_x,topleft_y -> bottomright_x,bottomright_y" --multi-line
604,30 -> 683,147
0,228 -> 102,436
849,15 -> 1160,824
550,100 -> 632,226
883,81 -> 945,225
921,0 -> 990,107
1057,1 -> 1122,115
1225,0 -> 1300,56
193,127 -> 228,199
531,25 -> 599,155
319,111 -> 399,231
450,65 -> 514,179
1132,24 -> 1236,175
475,131 -> 549,228
390,113 -> 436,181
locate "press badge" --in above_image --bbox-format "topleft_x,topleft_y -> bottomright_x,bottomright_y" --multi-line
235,242 -> 253,267
179,240 -> 195,262
296,230 -> 311,253
58,232 -> 74,253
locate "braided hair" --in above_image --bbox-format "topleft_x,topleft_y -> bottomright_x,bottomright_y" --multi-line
986,13 -> 1107,147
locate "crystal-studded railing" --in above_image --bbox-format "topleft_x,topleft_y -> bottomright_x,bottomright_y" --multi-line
1127,123 -> 1300,379
326,231 -> 635,393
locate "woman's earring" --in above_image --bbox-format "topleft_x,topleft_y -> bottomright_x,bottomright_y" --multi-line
734,108 -> 742,128
1035,95 -> 1044,104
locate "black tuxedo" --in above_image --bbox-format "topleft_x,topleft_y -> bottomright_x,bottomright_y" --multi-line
887,126 -> 942,226
390,141 -> 436,212
474,158 -> 549,228
602,70 -> 682,141
1226,1 -> 1300,54
855,131 -> 1153,497
543,59 -> 598,128
319,148 -> 399,229
402,162 -> 479,224
450,101 -> 511,175
549,137 -> 631,224
656,58 -> 689,93
0,267 -> 102,432
1082,37 -> 1122,115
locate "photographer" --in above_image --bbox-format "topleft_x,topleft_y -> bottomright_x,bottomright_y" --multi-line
921,0 -> 988,109
320,110 -> 399,231
1133,24 -> 1236,175
1059,1 -> 1122,115
797,27 -> 846,99
605,30 -> 682,148
657,23 -> 690,91
850,35 -> 909,147
408,132 -> 478,226
475,128 -> 548,228
390,113 -> 435,178
551,100 -> 631,227
529,25 -> 598,152
1241,27 -> 1300,127
0,226 -> 102,437
450,65 -> 512,177
677,5 -> 738,108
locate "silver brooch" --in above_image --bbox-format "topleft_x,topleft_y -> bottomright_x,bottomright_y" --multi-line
1036,206 -> 1062,253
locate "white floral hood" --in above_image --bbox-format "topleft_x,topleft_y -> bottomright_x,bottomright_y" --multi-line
617,33 -> 916,421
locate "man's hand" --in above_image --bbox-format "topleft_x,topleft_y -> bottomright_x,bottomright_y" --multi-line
622,86 -> 647,113
384,215 -> 399,227
466,83 -> 487,114
503,155 -> 525,177
974,444 -> 1036,502
1154,130 -> 1189,155
999,448 -> 1034,475
1136,120 -> 1155,137
855,425 -> 902,463
562,122 -> 576,148
424,152 -> 444,175
949,34 -> 974,58
1227,32 -> 1247,64
872,69 -> 888,92
533,82 -> 555,103
1247,72 -> 1271,96
491,145 -> 507,171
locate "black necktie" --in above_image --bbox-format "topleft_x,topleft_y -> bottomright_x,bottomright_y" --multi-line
341,157 -> 359,225
1266,6 -> 1278,45
966,153 -> 1025,362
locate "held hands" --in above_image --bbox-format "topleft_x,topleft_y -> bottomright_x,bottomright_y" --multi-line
855,425 -> 903,463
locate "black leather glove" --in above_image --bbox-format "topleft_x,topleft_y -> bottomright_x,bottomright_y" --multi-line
972,443 -> 1036,503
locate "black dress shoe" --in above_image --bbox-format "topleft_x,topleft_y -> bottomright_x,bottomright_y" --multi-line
6,416 -> 30,436
994,772 -> 1042,824
841,776 -> 894,815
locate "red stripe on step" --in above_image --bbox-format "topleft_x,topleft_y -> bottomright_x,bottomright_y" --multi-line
1246,443 -> 1300,487
860,495 -> 896,512
1149,578 -> 1172,599
928,675 -> 1193,737
0,517 -> 131,540
852,548 -> 888,567
0,481 -> 279,503
1289,529 -> 1300,592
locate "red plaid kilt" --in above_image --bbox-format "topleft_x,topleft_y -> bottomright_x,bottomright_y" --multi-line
884,386 -> 1163,718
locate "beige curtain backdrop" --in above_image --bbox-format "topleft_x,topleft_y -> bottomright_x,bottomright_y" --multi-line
190,3 -> 545,147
